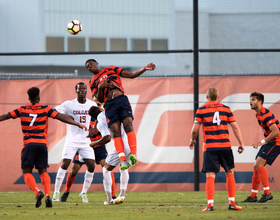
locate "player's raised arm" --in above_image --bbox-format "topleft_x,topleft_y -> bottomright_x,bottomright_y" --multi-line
97,79 -> 113,103
121,63 -> 156,79
89,135 -> 111,148
56,113 -> 87,131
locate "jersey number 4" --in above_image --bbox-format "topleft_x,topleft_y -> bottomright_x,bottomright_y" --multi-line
212,111 -> 221,125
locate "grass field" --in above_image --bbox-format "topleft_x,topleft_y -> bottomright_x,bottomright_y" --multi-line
0,191 -> 279,220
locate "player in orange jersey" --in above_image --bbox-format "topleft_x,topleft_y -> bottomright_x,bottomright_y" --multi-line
241,92 -> 280,203
0,87 -> 87,208
86,59 -> 156,170
189,87 -> 244,211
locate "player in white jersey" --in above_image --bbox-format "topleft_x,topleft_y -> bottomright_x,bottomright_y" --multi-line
52,82 -> 97,203
88,106 -> 130,205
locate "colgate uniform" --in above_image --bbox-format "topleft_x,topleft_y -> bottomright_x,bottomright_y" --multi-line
96,111 -> 131,167
74,117 -> 108,164
55,98 -> 97,160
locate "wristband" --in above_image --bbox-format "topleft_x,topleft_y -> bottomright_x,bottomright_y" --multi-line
190,139 -> 195,142
261,139 -> 266,144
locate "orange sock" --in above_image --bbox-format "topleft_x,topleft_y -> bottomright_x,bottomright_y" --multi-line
114,137 -> 126,161
40,172 -> 51,198
256,166 -> 270,195
126,131 -> 137,156
111,172 -> 116,197
24,173 -> 40,196
250,169 -> 260,198
206,176 -> 215,205
226,173 -> 236,205
65,173 -> 76,193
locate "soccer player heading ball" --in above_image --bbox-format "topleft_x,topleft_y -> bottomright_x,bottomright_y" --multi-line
86,59 -> 156,170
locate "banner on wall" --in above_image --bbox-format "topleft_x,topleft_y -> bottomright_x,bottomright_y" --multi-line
0,76 -> 280,191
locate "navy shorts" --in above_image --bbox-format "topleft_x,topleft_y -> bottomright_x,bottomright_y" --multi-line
21,143 -> 49,169
256,142 -> 280,165
73,145 -> 107,165
202,148 -> 235,173
104,94 -> 133,127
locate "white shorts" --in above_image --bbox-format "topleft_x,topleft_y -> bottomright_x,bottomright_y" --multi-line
106,144 -> 131,167
62,142 -> 95,160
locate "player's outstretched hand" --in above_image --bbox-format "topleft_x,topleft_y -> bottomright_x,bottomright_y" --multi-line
237,145 -> 244,154
145,63 -> 156,71
251,141 -> 262,149
87,127 -> 97,138
189,139 -> 196,150
79,124 -> 88,131
89,141 -> 97,148
99,79 -> 114,89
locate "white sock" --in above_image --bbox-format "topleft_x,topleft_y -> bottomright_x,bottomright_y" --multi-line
81,170 -> 94,194
54,167 -> 66,194
120,169 -> 129,197
103,167 -> 112,201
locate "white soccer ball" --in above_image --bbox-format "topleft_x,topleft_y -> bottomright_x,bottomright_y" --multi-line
67,20 -> 82,35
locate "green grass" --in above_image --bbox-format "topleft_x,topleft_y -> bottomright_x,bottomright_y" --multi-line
0,191 -> 279,220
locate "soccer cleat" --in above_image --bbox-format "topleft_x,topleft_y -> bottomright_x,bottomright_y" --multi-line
113,196 -> 125,204
202,205 -> 214,212
112,196 -> 117,200
228,203 -> 242,210
35,191 -> 44,208
257,193 -> 273,203
129,154 -> 137,166
79,192 -> 89,203
104,199 -> 115,205
120,161 -> 131,171
52,192 -> 60,202
241,196 -> 258,203
45,195 -> 53,208
60,191 -> 70,202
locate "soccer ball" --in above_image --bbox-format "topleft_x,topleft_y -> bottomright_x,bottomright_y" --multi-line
67,20 -> 82,35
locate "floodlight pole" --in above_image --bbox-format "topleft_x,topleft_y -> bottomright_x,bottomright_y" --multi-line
193,0 -> 200,191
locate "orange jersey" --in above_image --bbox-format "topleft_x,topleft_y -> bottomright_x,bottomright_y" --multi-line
89,66 -> 124,103
9,104 -> 59,148
195,101 -> 235,151
89,117 -> 102,148
256,106 -> 280,144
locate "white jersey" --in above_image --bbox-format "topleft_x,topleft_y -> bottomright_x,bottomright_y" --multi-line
97,111 -> 127,143
97,111 -> 131,166
55,98 -> 97,145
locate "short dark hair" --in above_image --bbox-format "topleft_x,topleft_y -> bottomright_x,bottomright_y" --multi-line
75,82 -> 87,90
88,106 -> 102,120
85,59 -> 97,67
27,87 -> 40,102
250,92 -> 264,104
